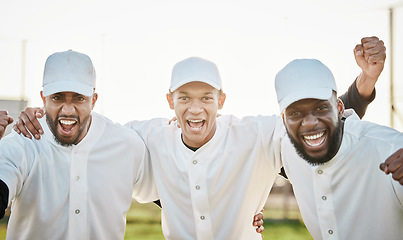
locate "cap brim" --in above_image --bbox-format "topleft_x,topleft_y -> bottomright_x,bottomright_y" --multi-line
170,79 -> 221,92
42,80 -> 94,97
279,87 -> 333,112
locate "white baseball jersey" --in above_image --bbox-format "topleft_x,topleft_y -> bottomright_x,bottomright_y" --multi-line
125,115 -> 285,240
281,113 -> 403,240
0,112 -> 157,240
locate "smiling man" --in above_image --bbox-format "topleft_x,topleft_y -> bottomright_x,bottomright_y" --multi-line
0,50 -> 156,239
276,59 -> 403,240
125,56 -> 284,239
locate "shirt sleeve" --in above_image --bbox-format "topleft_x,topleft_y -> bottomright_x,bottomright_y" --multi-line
339,78 -> 376,119
0,132 -> 32,207
124,122 -> 160,203
0,179 -> 9,219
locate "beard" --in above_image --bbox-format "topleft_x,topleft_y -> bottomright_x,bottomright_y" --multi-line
286,118 -> 343,166
46,113 -> 90,147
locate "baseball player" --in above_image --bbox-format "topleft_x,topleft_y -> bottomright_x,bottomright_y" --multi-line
14,37 -> 386,239
0,50 -> 157,239
276,59 -> 403,240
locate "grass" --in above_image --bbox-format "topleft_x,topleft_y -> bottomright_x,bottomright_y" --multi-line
0,201 -> 313,240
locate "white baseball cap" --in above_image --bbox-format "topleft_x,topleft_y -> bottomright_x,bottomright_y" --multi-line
275,59 -> 337,112
170,57 -> 222,92
42,50 -> 96,97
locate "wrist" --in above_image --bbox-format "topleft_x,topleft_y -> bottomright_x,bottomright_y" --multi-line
356,72 -> 376,100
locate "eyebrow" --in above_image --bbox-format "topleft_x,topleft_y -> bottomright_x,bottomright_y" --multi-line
177,91 -> 215,95
53,92 -> 86,98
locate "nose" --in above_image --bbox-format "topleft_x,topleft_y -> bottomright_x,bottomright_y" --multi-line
61,103 -> 75,116
301,113 -> 318,127
188,100 -> 204,114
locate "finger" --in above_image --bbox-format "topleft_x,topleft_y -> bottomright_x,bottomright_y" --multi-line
386,157 -> 403,173
7,116 -> 14,124
36,107 -> 46,118
362,39 -> 383,50
15,118 -> 32,139
21,111 -> 43,138
0,118 -> 8,127
367,52 -> 386,65
391,167 -> 403,184
384,149 -> 403,167
354,44 -> 366,67
256,226 -> 264,233
13,123 -> 21,134
254,219 -> 264,227
361,36 -> 379,45
363,45 -> 386,63
27,108 -> 44,135
379,163 -> 388,173
354,44 -> 363,55
254,212 -> 264,221
19,113 -> 39,137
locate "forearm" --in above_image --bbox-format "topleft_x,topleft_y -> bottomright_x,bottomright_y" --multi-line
356,72 -> 377,101
339,78 -> 375,119
0,179 -> 9,219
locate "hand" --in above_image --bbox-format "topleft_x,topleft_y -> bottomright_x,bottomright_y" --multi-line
380,148 -> 403,185
0,110 -> 14,139
13,107 -> 45,140
354,36 -> 386,99
253,209 -> 264,234
168,116 -> 180,128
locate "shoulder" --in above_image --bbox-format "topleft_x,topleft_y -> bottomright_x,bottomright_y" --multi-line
91,112 -> 143,143
218,114 -> 282,132
124,118 -> 171,129
344,118 -> 403,149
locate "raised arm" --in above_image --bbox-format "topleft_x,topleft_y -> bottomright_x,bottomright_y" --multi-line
339,36 -> 386,119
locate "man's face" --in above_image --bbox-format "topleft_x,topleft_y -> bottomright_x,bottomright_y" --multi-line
282,94 -> 344,165
167,82 -> 225,148
41,91 -> 97,147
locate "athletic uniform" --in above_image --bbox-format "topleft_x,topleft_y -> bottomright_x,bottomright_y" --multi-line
126,115 -> 284,239
0,112 -> 157,240
281,110 -> 403,240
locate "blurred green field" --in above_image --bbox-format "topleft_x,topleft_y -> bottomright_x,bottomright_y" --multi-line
0,199 -> 313,240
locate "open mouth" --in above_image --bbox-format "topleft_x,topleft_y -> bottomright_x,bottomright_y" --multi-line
59,119 -> 77,134
302,131 -> 326,148
187,119 -> 205,131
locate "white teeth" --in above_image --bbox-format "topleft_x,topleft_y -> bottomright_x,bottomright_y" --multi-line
303,132 -> 325,147
188,119 -> 203,123
305,138 -> 325,147
304,132 -> 324,140
60,120 -> 76,125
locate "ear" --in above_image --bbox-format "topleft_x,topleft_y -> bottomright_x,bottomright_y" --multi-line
166,93 -> 174,110
337,98 -> 345,118
40,91 -> 46,106
91,93 -> 98,110
218,92 -> 226,110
